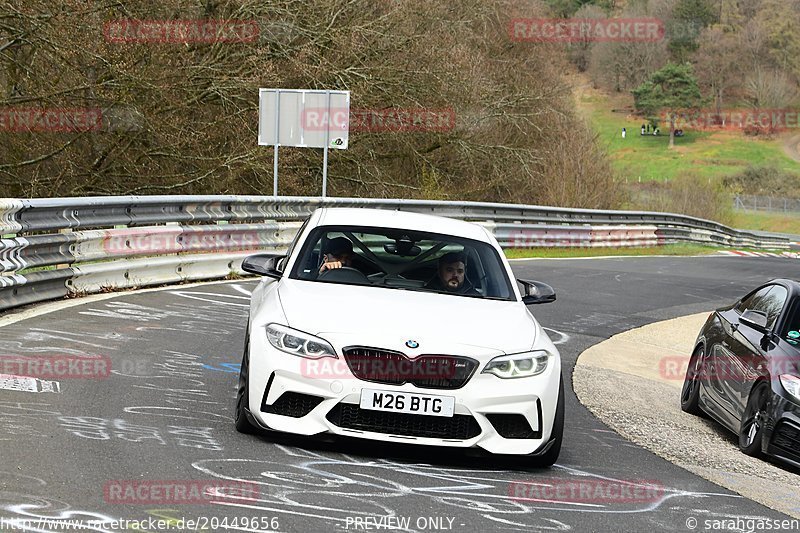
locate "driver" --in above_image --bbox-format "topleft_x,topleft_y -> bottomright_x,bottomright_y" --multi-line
425,252 -> 480,296
319,237 -> 375,275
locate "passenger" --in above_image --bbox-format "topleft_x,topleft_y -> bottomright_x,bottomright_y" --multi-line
426,252 -> 481,296
319,237 -> 375,274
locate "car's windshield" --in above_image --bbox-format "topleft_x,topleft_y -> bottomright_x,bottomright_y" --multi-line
289,225 -> 514,300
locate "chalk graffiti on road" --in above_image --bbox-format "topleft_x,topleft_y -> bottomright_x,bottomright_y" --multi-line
191,445 -> 746,532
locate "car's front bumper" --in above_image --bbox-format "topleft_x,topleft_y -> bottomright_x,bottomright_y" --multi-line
246,328 -> 562,456
765,386 -> 800,466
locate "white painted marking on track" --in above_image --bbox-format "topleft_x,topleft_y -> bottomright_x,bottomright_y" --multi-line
0,374 -> 60,393
0,279 -> 245,329
230,284 -> 253,296
543,327 -> 570,345
167,290 -> 250,307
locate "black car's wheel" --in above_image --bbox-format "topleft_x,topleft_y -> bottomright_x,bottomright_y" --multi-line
739,383 -> 769,457
530,376 -> 564,468
681,345 -> 706,416
235,325 -> 259,434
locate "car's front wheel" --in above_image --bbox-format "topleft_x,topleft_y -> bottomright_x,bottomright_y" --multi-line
681,345 -> 706,416
739,382 -> 769,457
529,375 -> 564,467
235,325 -> 259,434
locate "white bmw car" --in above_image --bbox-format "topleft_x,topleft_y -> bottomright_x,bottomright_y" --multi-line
235,207 -> 564,465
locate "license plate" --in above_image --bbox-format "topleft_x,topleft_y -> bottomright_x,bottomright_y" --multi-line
359,389 -> 455,417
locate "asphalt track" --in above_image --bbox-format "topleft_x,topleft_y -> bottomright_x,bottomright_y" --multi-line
1,255 -> 799,533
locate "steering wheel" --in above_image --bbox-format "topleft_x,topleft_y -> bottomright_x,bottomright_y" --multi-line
317,267 -> 371,285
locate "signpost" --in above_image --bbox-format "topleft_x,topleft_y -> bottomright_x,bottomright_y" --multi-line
258,89 -> 350,197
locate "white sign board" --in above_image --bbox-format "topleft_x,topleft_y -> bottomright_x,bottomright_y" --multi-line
258,89 -> 350,149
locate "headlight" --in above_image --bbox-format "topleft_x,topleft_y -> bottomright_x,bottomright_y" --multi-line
482,351 -> 550,379
780,374 -> 800,401
265,324 -> 337,359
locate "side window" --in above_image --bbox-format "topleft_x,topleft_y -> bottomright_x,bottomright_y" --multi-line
759,286 -> 788,329
782,300 -> 800,339
737,285 -> 788,330
734,286 -> 772,315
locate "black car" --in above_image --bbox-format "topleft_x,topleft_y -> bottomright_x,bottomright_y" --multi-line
681,279 -> 800,467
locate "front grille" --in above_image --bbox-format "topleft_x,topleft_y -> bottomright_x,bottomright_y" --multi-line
486,413 -> 540,439
326,403 -> 481,440
773,421 -> 800,453
342,347 -> 478,390
262,392 -> 324,418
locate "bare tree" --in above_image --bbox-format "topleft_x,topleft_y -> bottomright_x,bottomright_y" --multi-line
567,4 -> 605,73
587,0 -> 669,92
753,0 -> 800,80
693,25 -> 740,115
0,0 -> 624,209
744,67 -> 798,109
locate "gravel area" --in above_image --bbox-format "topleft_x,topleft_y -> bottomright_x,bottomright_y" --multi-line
574,325 -> 800,519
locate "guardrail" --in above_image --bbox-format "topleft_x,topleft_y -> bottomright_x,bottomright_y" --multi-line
0,196 -> 790,312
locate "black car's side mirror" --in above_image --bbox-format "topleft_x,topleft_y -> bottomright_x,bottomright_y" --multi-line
241,254 -> 285,280
518,279 -> 556,305
740,309 -> 769,333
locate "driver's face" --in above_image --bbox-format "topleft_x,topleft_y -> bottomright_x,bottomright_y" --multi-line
438,261 -> 465,290
324,251 -> 352,266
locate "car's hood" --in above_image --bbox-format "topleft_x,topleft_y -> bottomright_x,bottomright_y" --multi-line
277,279 -> 539,356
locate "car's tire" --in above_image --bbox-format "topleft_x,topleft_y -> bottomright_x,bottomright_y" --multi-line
739,382 -> 769,457
681,345 -> 706,416
235,325 -> 259,434
529,375 -> 564,468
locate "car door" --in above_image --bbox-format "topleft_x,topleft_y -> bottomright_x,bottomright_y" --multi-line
708,286 -> 773,425
729,285 -> 788,418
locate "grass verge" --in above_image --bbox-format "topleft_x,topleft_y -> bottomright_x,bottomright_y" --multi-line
576,83 -> 800,182
729,211 -> 800,237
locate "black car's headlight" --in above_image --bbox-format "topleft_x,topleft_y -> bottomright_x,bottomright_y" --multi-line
482,351 -> 550,379
779,374 -> 800,402
265,324 -> 337,359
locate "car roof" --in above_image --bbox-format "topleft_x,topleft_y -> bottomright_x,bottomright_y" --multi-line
314,207 -> 492,243
768,278 -> 800,294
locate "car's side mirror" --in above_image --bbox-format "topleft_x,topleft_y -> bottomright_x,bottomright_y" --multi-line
241,254 -> 285,280
740,309 -> 769,332
518,279 -> 556,305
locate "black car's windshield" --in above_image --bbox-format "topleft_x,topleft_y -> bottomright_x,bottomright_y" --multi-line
289,225 -> 515,300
